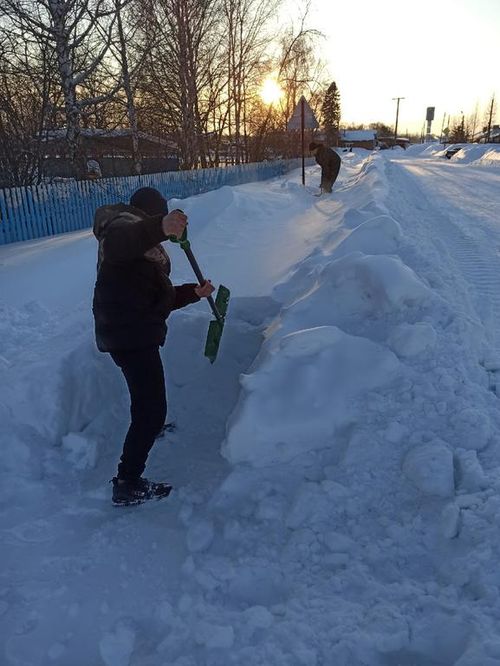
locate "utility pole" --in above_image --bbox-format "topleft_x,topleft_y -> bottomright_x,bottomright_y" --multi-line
440,113 -> 447,144
301,97 -> 305,186
487,95 -> 495,143
392,97 -> 405,148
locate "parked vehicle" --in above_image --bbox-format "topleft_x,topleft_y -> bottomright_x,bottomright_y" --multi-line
444,146 -> 463,159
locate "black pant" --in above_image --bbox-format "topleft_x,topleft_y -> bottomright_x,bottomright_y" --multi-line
110,347 -> 167,480
321,173 -> 334,193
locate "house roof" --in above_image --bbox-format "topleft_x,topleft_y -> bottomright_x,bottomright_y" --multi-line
473,125 -> 500,141
43,128 -> 173,147
378,136 -> 411,143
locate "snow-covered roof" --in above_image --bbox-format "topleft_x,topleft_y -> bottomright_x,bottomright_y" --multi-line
378,136 -> 411,143
340,130 -> 376,141
472,125 -> 500,141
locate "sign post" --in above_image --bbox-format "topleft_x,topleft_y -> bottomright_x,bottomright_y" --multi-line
425,106 -> 435,143
287,95 -> 319,186
301,98 -> 305,184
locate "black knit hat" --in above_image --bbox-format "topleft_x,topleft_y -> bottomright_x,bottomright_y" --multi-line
309,141 -> 321,151
130,187 -> 168,216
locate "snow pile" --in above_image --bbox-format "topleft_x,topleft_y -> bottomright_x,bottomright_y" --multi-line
451,143 -> 493,164
335,153 -> 389,206
222,326 -> 400,466
450,144 -> 482,163
418,142 -> 449,157
407,142 -> 500,167
223,187 -> 438,474
0,316 -> 125,499
331,214 -> 402,257
473,145 -> 500,167
400,143 -> 428,157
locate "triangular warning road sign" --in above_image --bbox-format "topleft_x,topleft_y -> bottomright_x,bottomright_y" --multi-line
287,96 -> 319,130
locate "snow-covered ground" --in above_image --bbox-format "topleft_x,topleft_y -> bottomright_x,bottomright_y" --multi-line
2,144 -> 500,666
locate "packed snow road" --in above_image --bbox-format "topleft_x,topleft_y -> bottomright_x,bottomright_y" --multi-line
385,154 -> 500,360
2,145 -> 500,666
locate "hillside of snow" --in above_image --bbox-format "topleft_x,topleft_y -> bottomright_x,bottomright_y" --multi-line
2,144 -> 500,665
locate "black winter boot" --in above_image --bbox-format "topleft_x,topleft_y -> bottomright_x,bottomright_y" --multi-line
112,477 -> 172,506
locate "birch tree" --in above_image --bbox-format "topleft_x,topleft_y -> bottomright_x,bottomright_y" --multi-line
104,0 -> 155,173
0,28 -> 60,185
223,0 -> 277,163
142,0 -> 220,169
1,0 -> 120,176
246,18 -> 326,161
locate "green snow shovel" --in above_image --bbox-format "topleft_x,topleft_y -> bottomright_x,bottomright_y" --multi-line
167,219 -> 230,363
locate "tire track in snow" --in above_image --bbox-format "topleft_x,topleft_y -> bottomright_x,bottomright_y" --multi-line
385,158 -> 500,366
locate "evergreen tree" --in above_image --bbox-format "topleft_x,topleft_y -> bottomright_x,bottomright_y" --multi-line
449,115 -> 466,143
322,81 -> 341,145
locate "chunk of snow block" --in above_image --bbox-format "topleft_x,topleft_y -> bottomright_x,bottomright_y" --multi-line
61,432 -> 97,470
403,440 -> 455,497
449,408 -> 491,451
441,502 -> 461,539
455,449 -> 487,491
99,622 -> 135,666
333,214 -> 402,258
194,621 -> 234,649
186,519 -> 214,553
223,326 -> 399,467
388,322 -> 437,358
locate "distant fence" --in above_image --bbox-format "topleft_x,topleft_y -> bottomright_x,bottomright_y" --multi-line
0,158 -> 313,245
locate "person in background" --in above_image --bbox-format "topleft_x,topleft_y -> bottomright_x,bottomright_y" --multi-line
92,187 -> 214,506
309,141 -> 342,194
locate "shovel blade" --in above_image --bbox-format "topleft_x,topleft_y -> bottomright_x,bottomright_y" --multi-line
204,285 -> 230,363
205,319 -> 224,363
214,284 -> 230,318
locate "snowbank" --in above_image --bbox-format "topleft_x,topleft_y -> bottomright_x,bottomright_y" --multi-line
474,146 -> 500,167
222,326 -> 399,466
404,142 -> 437,156
405,142 -> 500,167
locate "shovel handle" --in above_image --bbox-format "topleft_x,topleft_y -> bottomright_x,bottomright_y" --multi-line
183,246 -> 224,324
166,211 -> 224,324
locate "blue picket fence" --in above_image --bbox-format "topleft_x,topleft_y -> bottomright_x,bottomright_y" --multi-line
0,158 -> 312,245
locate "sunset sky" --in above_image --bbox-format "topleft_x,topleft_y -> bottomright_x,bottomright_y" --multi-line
306,0 -> 500,134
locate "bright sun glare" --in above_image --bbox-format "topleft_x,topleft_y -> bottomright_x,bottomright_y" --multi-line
260,77 -> 283,105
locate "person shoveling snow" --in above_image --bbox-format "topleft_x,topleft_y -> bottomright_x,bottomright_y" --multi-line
309,141 -> 341,195
92,187 -> 215,506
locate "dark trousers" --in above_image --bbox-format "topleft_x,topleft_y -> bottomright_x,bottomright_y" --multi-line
321,173 -> 334,193
110,347 -> 167,480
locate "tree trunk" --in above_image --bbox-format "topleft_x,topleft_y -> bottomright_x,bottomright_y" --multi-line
115,0 -> 142,174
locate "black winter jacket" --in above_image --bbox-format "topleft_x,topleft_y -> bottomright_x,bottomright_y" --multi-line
315,146 -> 341,181
92,203 -> 200,352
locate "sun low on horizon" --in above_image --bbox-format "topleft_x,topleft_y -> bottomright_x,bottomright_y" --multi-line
260,76 -> 284,105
